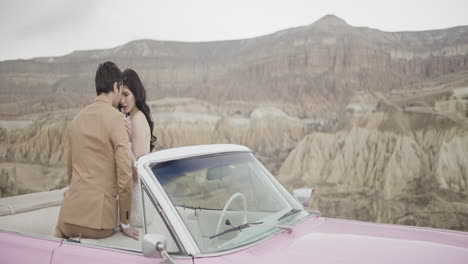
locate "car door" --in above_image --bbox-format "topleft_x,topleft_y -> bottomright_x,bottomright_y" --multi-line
49,184 -> 193,264
50,240 -> 180,264
0,232 -> 61,264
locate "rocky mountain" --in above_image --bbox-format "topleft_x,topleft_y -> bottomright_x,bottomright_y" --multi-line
2,15 -> 468,118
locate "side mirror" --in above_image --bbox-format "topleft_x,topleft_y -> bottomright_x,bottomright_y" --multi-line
293,188 -> 314,207
142,234 -> 177,263
142,234 -> 167,258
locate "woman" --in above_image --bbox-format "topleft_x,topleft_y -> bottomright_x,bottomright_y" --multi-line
120,68 -> 156,228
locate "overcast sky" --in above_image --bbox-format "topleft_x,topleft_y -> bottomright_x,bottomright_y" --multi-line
1,0 -> 467,61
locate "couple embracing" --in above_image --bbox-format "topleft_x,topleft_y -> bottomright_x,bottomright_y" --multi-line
55,62 -> 156,240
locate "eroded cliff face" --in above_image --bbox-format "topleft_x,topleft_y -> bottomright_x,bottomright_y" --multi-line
0,119 -> 69,165
0,118 -> 70,197
278,107 -> 468,231
0,101 -> 314,196
1,94 -> 467,231
154,102 -> 314,173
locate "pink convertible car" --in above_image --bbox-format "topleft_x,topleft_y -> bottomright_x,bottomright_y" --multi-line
1,144 -> 468,263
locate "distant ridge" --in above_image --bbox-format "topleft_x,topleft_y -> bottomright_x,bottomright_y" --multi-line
312,14 -> 349,27
1,15 -> 468,118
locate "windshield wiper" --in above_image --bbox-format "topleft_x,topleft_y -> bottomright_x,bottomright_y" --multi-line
209,220 -> 264,239
277,208 -> 302,222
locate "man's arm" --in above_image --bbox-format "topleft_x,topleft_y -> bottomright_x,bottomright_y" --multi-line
110,116 -> 133,226
67,129 -> 72,185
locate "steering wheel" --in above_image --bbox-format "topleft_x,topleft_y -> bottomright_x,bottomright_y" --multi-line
215,192 -> 248,236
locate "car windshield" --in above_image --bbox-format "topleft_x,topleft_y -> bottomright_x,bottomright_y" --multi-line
150,152 -> 308,254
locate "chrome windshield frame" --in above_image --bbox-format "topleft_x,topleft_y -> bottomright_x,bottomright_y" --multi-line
136,144 -> 308,257
138,158 -> 201,256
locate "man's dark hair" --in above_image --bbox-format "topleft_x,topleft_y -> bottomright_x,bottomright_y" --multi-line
95,61 -> 123,95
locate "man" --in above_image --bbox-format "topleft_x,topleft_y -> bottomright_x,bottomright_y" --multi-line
55,61 -> 139,240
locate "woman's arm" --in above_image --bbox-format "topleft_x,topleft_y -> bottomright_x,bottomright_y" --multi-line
130,112 -> 151,181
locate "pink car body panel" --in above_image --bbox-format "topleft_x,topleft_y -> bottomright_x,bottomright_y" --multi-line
0,232 -> 61,264
0,232 -> 193,264
1,212 -> 468,264
194,217 -> 468,264
50,242 -> 193,264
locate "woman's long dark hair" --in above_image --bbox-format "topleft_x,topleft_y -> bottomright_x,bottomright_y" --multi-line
122,69 -> 156,151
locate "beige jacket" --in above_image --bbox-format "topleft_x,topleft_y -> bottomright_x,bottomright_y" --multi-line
58,97 -> 133,229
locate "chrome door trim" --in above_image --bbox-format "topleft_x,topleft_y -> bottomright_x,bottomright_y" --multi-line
138,159 -> 200,256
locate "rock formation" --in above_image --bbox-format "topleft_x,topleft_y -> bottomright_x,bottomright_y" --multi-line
0,116 -> 71,197
278,103 -> 468,230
